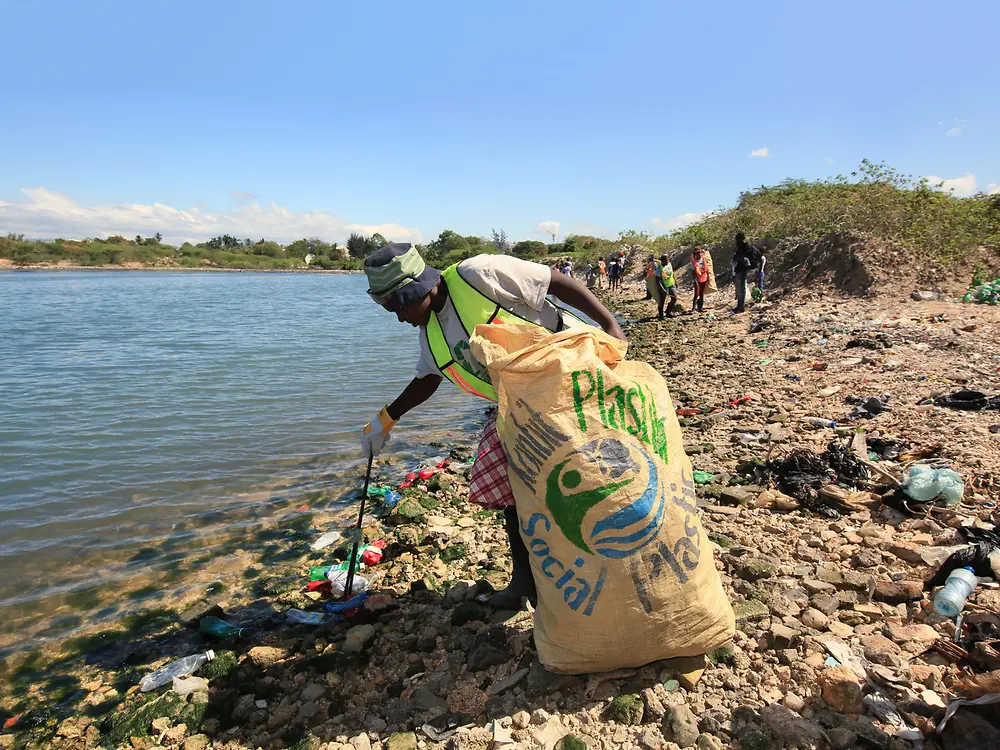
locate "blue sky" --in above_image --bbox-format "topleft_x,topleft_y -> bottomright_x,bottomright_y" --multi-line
1,1 -> 997,244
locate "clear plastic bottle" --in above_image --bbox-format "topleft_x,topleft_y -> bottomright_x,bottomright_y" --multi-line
805,417 -> 837,428
140,650 -> 215,692
933,567 -> 978,617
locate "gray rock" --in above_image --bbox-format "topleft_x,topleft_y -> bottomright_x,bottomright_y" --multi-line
344,624 -> 376,653
852,550 -> 881,568
800,608 -> 829,630
450,601 -> 487,627
467,625 -> 511,671
733,600 -> 770,622
300,683 -> 325,702
384,733 -> 419,750
232,694 -> 256,721
731,557 -> 777,582
810,594 -> 840,616
411,687 -> 448,713
769,623 -> 799,649
642,687 -> 667,721
738,729 -> 774,749
759,704 -> 825,749
827,727 -> 858,750
662,705 -> 700,748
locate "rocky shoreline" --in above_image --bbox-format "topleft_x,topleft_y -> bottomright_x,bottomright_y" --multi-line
3,279 -> 1000,750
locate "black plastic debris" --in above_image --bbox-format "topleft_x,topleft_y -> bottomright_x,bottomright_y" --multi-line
935,390 -> 1000,412
847,394 -> 892,419
765,441 -> 870,518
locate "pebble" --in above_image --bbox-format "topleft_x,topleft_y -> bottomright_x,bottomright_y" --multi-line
800,608 -> 830,630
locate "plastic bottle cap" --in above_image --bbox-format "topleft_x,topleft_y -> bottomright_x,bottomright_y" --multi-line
961,566 -> 976,574
205,650 -> 216,661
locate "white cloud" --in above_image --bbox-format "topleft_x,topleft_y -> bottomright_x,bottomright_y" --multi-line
986,183 -> 1000,195
538,220 -> 560,239
0,187 -> 423,245
572,223 -> 610,238
923,173 -> 978,197
749,147 -> 770,158
946,119 -> 968,138
231,189 -> 257,202
651,211 -> 710,232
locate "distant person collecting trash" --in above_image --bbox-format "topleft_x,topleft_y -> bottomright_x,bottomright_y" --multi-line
691,247 -> 711,312
731,232 -> 761,314
654,254 -> 678,319
644,256 -> 656,300
608,257 -> 622,291
361,244 -> 624,610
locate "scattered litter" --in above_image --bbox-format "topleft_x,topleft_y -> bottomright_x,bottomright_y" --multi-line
692,470 -> 715,484
139,650 -> 215,692
933,567 -> 978,617
764,441 -> 869,517
171,675 -> 209,696
327,570 -> 369,597
963,279 -> 1000,305
287,609 -> 337,625
847,394 -> 891,419
310,530 -> 342,551
199,616 -> 249,639
935,389 -> 1000,411
322,591 -> 368,615
901,465 -> 964,506
925,525 -> 1000,588
936,694 -> 1000,732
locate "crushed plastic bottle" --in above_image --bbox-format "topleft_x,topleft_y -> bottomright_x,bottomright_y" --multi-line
140,650 -> 215,692
310,530 -> 342,551
933,567 -> 978,617
199,616 -> 248,639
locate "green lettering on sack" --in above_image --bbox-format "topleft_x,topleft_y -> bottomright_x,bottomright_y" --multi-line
572,369 -> 595,432
568,369 -> 670,465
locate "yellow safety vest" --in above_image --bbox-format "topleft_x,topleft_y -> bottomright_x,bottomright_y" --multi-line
425,263 -> 581,401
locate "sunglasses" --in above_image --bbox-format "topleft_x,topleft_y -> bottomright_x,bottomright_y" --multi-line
367,274 -> 419,308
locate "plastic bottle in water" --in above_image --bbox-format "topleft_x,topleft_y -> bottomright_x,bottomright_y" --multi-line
139,650 -> 215,692
199,616 -> 248,639
933,567 -> 978,617
805,417 -> 837,428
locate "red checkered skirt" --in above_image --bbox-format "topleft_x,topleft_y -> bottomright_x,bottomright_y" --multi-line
468,413 -> 516,509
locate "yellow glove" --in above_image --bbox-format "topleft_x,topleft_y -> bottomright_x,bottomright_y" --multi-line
362,406 -> 397,458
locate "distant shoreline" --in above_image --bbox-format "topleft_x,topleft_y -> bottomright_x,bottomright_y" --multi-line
0,262 -> 364,274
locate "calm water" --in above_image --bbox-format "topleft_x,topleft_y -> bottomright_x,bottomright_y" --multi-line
0,271 -> 482,647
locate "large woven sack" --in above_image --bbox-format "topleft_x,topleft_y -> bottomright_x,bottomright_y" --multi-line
470,324 -> 734,674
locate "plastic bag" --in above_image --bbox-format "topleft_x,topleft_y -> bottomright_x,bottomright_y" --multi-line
327,570 -> 368,596
902,465 -> 964,506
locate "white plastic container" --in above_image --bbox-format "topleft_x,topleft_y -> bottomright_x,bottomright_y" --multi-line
933,567 -> 977,617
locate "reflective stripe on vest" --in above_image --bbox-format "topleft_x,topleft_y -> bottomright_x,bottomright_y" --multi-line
424,263 -> 581,401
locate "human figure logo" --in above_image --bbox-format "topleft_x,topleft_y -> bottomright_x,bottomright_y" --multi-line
545,437 -> 666,559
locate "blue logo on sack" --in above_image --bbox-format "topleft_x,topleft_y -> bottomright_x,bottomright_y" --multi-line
545,437 -> 666,559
